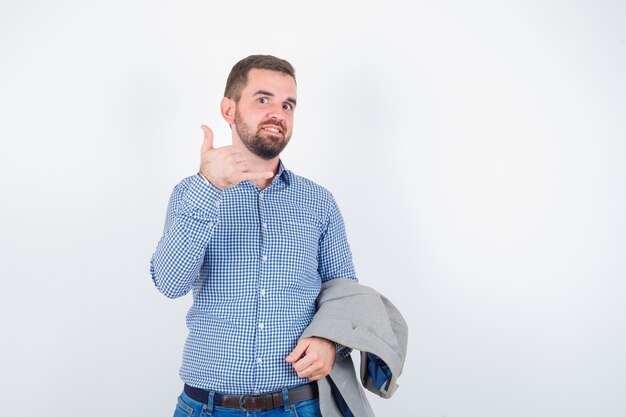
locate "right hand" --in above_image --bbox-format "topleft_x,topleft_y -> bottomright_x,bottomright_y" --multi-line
199,124 -> 274,189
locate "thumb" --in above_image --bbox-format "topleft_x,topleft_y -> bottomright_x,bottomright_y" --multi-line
285,339 -> 310,363
200,124 -> 214,151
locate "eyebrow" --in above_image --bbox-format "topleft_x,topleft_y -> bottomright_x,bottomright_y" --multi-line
254,90 -> 297,106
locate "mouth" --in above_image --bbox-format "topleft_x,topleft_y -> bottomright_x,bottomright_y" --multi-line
260,124 -> 283,135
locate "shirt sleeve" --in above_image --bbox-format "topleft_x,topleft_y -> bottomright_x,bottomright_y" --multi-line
317,195 -> 358,356
336,343 -> 353,358
317,195 -> 358,283
150,174 -> 222,298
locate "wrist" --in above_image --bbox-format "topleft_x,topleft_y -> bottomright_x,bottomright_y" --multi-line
197,171 -> 209,183
197,171 -> 224,190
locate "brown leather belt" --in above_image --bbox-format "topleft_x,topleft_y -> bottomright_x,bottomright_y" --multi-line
184,382 -> 318,411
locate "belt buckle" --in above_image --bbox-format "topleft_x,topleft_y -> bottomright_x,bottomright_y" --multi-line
239,393 -> 259,412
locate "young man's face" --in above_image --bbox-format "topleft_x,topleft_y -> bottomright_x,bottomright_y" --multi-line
232,68 -> 297,160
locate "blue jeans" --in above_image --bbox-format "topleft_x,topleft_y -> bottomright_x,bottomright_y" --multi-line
173,391 -> 322,417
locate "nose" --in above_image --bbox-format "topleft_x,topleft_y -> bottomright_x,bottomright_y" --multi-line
266,103 -> 287,120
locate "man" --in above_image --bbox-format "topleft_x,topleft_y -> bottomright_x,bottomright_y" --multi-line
150,55 -> 357,417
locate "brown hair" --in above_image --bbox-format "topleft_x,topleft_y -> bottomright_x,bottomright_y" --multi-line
224,55 -> 296,102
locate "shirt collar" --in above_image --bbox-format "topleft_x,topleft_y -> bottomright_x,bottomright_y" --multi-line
275,159 -> 292,187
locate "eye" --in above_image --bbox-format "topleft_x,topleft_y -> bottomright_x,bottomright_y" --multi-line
282,103 -> 292,110
258,97 -> 269,104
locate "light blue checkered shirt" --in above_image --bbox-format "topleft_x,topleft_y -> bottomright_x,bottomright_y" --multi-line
150,162 -> 357,395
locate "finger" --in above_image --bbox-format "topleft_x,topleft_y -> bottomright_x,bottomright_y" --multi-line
292,355 -> 315,373
307,374 -> 323,382
285,339 -> 309,363
297,362 -> 326,379
241,171 -> 275,181
300,360 -> 330,379
300,365 -> 322,380
200,125 -> 214,151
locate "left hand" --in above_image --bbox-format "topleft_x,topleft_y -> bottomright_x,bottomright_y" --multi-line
285,336 -> 336,381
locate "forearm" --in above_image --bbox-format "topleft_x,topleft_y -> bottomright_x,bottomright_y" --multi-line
150,174 -> 221,298
150,218 -> 216,298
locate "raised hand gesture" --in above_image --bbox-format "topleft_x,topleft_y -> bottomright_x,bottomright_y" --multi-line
199,124 -> 274,189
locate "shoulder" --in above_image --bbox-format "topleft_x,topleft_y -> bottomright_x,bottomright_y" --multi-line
284,170 -> 339,215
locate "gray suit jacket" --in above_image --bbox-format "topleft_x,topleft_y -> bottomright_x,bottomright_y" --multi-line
300,278 -> 408,417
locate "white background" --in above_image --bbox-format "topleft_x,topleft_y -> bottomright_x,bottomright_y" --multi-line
1,1 -> 625,416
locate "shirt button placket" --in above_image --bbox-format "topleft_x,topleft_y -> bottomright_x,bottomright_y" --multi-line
255,190 -> 267,389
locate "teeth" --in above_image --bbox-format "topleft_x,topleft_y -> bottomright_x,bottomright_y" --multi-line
265,127 -> 280,133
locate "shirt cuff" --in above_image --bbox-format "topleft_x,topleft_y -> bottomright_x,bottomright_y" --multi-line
336,343 -> 352,358
180,173 -> 223,217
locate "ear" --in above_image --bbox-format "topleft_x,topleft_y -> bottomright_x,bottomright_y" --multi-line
221,97 -> 236,124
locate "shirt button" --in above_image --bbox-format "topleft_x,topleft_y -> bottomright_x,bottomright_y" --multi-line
261,222 -> 267,229
260,289 -> 266,296
258,322 -> 264,330
261,255 -> 267,262
256,357 -> 263,364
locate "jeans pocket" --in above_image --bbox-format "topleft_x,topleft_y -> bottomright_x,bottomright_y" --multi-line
173,395 -> 194,417
291,399 -> 322,417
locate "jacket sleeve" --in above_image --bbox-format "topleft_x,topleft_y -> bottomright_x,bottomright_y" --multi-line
150,174 -> 222,298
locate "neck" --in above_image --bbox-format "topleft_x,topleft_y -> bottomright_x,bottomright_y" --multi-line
249,155 -> 280,190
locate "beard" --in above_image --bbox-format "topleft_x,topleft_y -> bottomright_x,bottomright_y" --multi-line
234,109 -> 291,160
